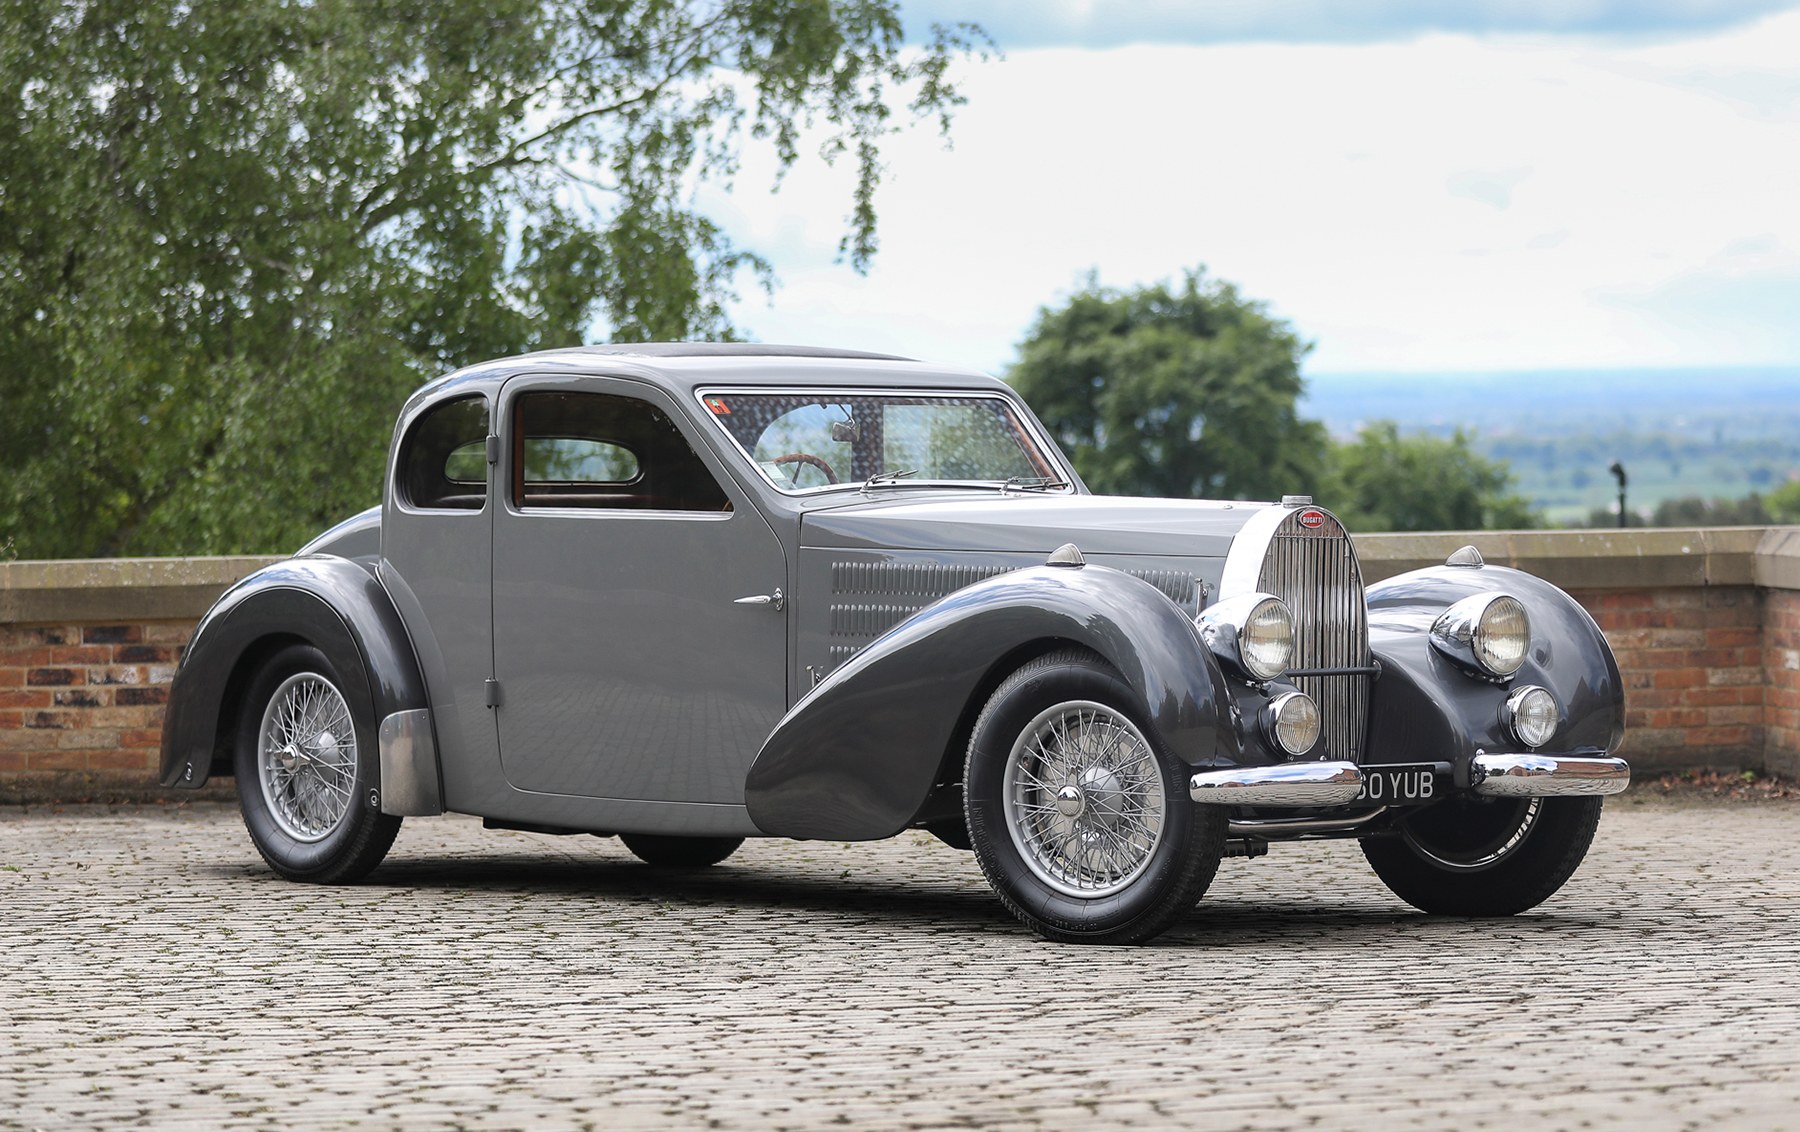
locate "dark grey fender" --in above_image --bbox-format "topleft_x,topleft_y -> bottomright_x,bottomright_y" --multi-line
158,556 -> 436,812
1363,564 -> 1625,771
745,563 -> 1236,840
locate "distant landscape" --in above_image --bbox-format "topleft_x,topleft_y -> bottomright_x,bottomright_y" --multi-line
1300,368 -> 1800,524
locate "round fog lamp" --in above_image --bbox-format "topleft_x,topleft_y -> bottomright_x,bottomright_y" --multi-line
1475,596 -> 1530,677
1240,597 -> 1295,681
1267,691 -> 1321,756
1506,685 -> 1559,748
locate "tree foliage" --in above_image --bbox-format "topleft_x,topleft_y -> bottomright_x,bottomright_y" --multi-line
1007,269 -> 1327,500
1323,422 -> 1537,533
0,0 -> 984,556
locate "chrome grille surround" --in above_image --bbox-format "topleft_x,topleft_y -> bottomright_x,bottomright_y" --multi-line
1219,506 -> 1372,763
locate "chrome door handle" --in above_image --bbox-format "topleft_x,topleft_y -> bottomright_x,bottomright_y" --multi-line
733,588 -> 784,611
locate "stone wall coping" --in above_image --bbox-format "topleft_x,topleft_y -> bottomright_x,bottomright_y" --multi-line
4,525 -> 1800,623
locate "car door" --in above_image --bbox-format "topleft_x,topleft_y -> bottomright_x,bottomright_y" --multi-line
490,373 -> 788,805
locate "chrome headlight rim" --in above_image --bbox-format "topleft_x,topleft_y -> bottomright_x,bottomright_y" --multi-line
1504,684 -> 1560,748
1430,592 -> 1531,680
1198,592 -> 1295,682
1263,690 -> 1321,757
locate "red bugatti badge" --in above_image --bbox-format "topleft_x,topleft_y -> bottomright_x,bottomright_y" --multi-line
1298,509 -> 1326,529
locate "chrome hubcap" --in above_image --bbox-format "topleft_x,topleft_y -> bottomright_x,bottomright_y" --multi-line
1003,700 -> 1168,898
257,673 -> 357,843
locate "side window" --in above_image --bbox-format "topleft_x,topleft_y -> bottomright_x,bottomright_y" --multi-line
513,391 -> 730,512
398,395 -> 489,511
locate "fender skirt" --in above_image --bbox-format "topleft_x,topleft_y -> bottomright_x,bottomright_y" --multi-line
1363,563 -> 1626,770
158,556 -> 432,804
745,563 -> 1232,841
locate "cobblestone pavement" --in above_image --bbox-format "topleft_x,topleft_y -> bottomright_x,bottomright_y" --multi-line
4,797 -> 1798,1130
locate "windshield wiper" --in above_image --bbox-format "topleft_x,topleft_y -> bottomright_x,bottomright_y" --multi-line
1002,475 -> 1071,493
860,467 -> 919,495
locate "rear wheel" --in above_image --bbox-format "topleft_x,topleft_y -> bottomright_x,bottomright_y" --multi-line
964,649 -> 1226,944
620,833 -> 744,867
1360,795 -> 1604,916
234,644 -> 400,883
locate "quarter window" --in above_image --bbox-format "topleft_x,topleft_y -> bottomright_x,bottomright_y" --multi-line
398,395 -> 489,511
513,391 -> 729,512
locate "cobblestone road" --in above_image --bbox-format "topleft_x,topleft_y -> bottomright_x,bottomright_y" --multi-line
4,797 -> 1798,1130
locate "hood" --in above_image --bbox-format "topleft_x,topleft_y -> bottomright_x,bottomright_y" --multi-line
800,493 -> 1268,559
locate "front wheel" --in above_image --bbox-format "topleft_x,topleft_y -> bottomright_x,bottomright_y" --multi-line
1360,795 -> 1604,916
234,644 -> 401,884
963,649 -> 1226,945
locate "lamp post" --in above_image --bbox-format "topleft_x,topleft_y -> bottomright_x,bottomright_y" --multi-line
1608,461 -> 1628,529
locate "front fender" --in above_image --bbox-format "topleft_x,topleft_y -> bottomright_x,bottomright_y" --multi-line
745,563 -> 1233,840
1363,564 -> 1625,770
158,556 -> 434,810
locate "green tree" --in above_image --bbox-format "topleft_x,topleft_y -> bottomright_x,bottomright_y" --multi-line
0,0 -> 985,557
1767,481 -> 1800,524
1007,268 -> 1327,500
1324,422 -> 1537,533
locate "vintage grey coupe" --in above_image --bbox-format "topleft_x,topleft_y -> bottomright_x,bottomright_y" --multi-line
161,344 -> 1629,943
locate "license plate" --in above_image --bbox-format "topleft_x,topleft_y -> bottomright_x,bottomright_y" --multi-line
1356,764 -> 1440,805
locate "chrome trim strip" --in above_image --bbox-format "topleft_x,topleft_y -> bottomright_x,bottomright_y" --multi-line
377,708 -> 444,816
1228,807 -> 1389,839
1470,753 -> 1630,797
1190,761 -> 1365,806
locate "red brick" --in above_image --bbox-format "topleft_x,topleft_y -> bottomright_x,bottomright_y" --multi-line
51,729 -> 117,751
115,644 -> 174,664
1685,724 -> 1756,747
51,688 -> 107,708
120,728 -> 165,749
1708,705 -> 1764,726
1706,627 -> 1762,648
0,710 -> 18,730
81,624 -> 142,644
0,649 -> 53,668
1706,667 -> 1763,687
27,668 -> 78,686
0,690 -> 50,709
1654,589 -> 1705,610
26,750 -> 88,771
114,686 -> 168,706
5,625 -> 77,646
88,749 -> 154,771
1682,687 -> 1749,708
143,623 -> 194,644
47,645 -> 112,665
25,711 -> 74,730
86,666 -> 144,685
1653,668 -> 1706,690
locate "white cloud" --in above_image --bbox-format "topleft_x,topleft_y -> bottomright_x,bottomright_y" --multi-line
702,9 -> 1800,375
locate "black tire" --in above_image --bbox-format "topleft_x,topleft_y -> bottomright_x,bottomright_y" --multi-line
963,648 -> 1226,945
620,833 -> 744,867
233,644 -> 401,884
1360,795 -> 1605,916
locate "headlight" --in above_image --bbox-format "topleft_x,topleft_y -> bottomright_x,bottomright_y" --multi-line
1430,592 -> 1530,679
1505,685 -> 1559,748
1265,691 -> 1320,756
1199,593 -> 1294,681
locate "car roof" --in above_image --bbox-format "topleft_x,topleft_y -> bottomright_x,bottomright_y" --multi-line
409,343 -> 1011,408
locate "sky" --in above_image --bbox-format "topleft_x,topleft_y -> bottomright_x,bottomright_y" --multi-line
698,0 -> 1800,377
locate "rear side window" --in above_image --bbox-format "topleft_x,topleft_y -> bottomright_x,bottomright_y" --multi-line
399,395 -> 488,510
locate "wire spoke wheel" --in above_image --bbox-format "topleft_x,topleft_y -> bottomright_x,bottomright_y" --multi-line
257,672 -> 358,843
1003,700 -> 1168,899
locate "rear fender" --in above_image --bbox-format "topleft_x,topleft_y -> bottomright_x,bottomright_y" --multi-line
745,563 -> 1233,840
158,556 -> 439,814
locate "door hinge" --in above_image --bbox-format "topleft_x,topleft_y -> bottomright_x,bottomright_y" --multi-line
485,678 -> 502,708
485,434 -> 499,465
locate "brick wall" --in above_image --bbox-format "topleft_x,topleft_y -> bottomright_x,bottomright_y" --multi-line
1576,587 -> 1766,770
0,621 -> 192,798
1765,589 -> 1800,778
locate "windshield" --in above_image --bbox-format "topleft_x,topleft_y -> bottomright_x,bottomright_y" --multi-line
699,390 -> 1066,493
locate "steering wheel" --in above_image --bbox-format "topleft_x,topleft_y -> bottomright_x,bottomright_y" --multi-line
771,452 -> 839,484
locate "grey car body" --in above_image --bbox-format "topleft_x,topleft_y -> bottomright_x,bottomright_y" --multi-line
161,343 -> 1629,943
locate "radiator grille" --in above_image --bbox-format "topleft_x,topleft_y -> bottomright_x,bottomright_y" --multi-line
1255,511 -> 1371,763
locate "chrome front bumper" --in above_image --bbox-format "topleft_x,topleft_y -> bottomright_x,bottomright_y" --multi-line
1470,752 -> 1630,797
1189,761 -> 1365,807
1189,753 -> 1631,807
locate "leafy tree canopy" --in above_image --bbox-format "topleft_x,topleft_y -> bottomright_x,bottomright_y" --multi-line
1008,268 -> 1327,501
0,0 -> 984,556
1324,422 -> 1537,533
